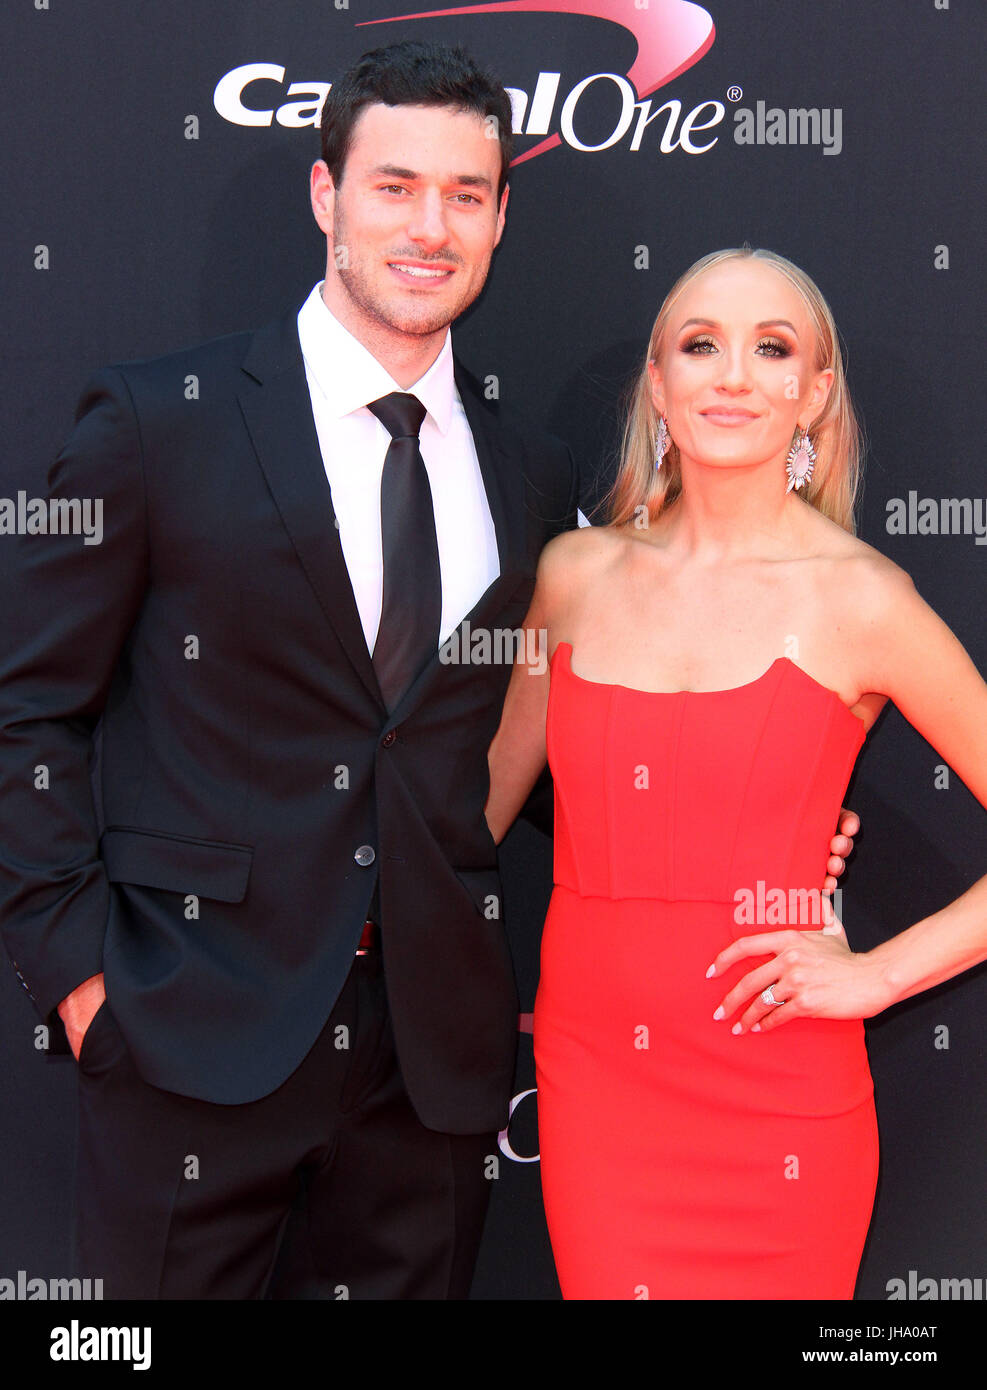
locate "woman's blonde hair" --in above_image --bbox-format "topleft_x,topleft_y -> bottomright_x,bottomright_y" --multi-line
604,247 -> 863,533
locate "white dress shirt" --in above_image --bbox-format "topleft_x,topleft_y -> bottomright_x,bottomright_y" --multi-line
296,282 -> 500,653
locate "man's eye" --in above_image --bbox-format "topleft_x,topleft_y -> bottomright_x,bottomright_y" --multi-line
453,193 -> 479,204
381,185 -> 407,195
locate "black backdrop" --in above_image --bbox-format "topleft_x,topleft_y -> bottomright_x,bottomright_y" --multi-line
1,0 -> 984,1304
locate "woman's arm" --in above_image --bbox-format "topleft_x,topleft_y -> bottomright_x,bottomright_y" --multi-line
851,564 -> 987,1002
485,531 -> 581,845
484,626 -> 550,847
711,559 -> 987,1031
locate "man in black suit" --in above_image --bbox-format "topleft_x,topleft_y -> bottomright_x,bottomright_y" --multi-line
0,41 -> 573,1299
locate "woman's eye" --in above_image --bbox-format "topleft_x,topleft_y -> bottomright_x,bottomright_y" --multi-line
680,334 -> 794,357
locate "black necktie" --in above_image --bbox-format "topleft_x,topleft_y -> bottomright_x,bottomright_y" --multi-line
367,392 -> 441,714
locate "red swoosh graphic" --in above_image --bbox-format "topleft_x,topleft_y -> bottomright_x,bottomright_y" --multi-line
357,1 -> 716,164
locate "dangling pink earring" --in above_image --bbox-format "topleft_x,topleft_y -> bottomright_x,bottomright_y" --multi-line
654,414 -> 671,470
786,426 -> 816,492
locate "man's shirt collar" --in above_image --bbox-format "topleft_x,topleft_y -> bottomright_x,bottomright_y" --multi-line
297,282 -> 456,435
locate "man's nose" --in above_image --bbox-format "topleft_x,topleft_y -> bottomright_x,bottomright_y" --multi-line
405,190 -> 450,252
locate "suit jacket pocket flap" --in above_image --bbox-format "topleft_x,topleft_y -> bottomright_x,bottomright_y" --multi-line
101,828 -> 253,903
454,867 -> 503,920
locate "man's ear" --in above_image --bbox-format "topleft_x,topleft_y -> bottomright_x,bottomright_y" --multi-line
310,160 -> 336,237
493,182 -> 509,248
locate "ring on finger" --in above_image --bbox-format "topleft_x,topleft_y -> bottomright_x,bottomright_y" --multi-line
760,985 -> 785,1007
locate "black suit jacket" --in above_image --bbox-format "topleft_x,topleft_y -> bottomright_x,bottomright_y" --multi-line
0,301 -> 577,1132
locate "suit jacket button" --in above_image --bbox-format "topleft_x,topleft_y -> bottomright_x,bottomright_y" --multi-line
354,844 -> 376,867
381,730 -> 396,748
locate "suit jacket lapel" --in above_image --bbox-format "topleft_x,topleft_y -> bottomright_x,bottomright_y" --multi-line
237,309 -> 530,725
385,361 -> 530,721
237,306 -> 386,712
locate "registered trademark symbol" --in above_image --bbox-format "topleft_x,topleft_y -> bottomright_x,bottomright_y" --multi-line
727,85 -> 743,103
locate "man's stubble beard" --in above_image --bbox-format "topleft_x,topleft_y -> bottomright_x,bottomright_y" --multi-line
332,202 -> 490,340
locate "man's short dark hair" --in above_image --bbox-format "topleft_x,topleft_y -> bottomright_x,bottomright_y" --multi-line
320,41 -> 514,199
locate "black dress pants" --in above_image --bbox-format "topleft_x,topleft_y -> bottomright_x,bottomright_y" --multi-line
73,948 -> 497,1299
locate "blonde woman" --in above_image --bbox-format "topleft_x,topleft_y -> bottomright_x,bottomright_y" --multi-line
485,248 -> 987,1299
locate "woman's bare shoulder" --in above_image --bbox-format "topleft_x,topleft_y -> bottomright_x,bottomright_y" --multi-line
535,522 -> 631,594
801,507 -> 916,604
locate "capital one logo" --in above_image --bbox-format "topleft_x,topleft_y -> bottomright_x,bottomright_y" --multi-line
213,0 -> 723,159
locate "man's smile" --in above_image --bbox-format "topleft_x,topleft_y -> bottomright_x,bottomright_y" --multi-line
387,260 -> 456,282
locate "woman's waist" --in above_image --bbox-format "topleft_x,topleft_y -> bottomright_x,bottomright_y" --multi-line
537,888 -> 873,1099
550,877 -> 838,925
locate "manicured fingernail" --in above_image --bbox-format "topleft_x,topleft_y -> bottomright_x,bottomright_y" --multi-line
705,964 -> 716,978
713,1006 -> 725,1021
731,1022 -> 742,1034
751,1023 -> 761,1032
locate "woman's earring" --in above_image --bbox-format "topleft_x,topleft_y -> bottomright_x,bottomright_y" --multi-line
786,426 -> 816,492
654,414 -> 671,470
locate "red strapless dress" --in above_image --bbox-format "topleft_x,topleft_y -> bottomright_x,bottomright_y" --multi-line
534,642 -> 878,1299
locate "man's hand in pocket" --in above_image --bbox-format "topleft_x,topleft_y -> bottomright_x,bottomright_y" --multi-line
57,973 -> 106,1061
